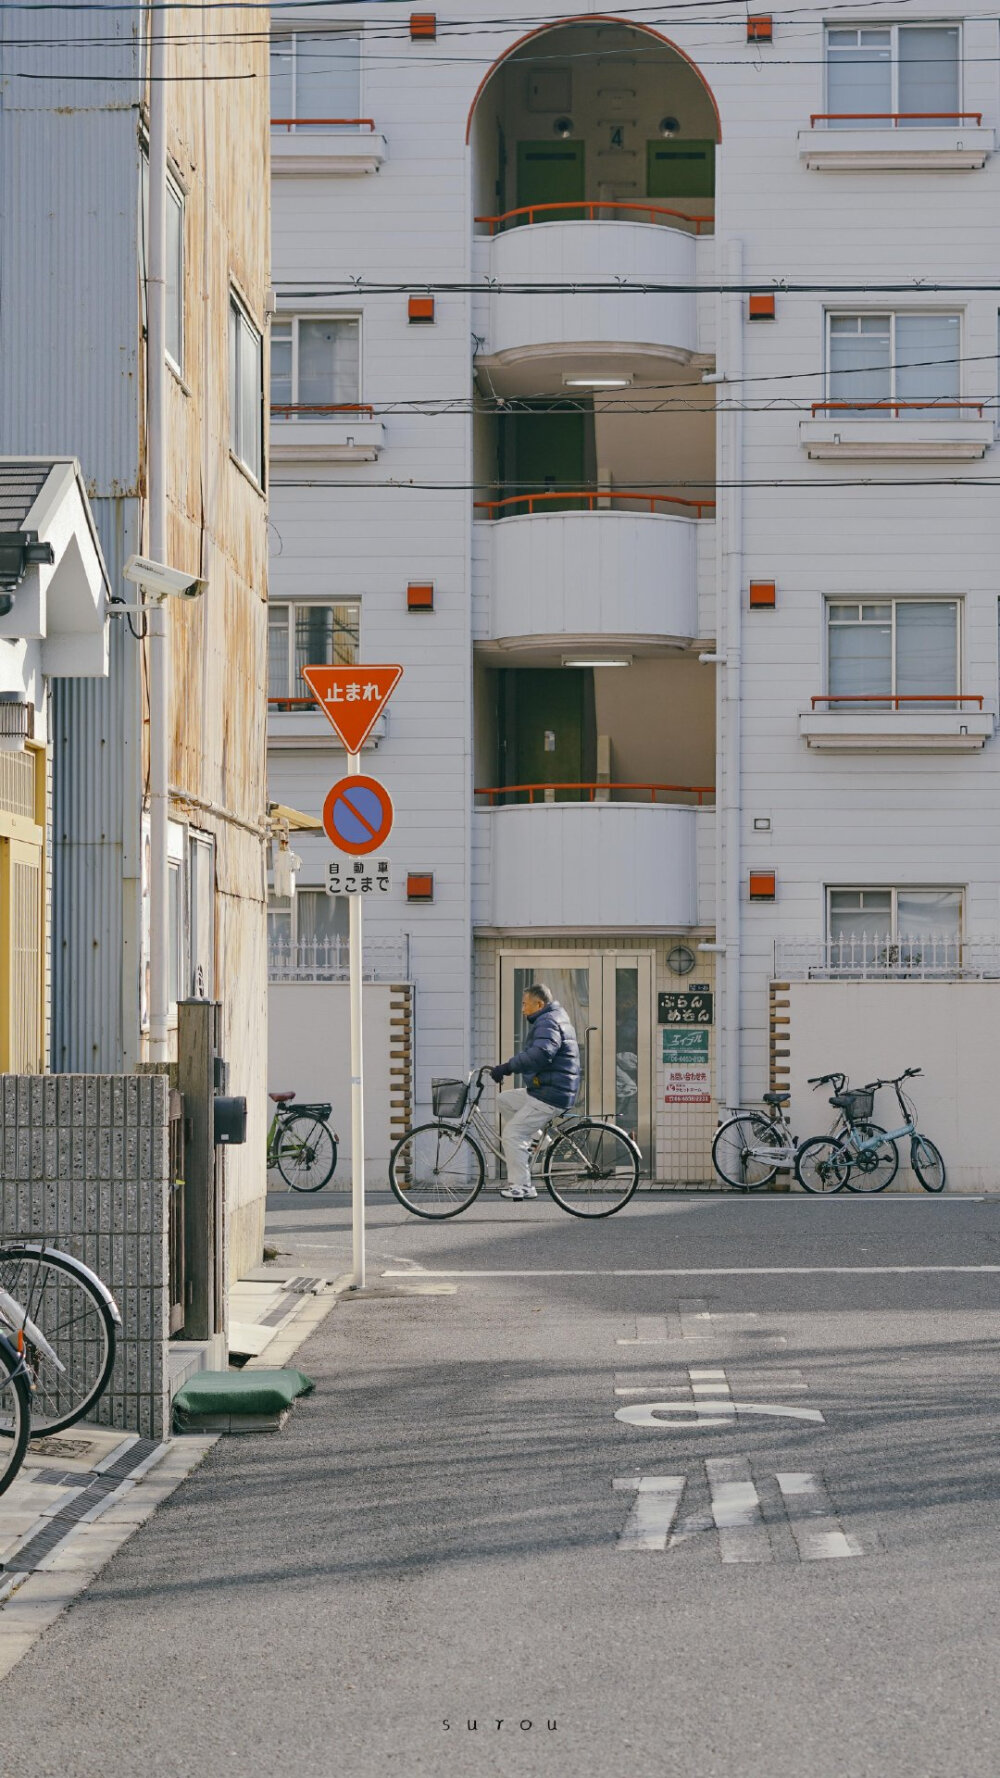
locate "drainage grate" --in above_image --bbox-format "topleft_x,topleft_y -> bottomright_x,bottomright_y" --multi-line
4,1438 -> 165,1574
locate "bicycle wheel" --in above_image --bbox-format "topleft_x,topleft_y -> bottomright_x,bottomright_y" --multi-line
0,1247 -> 118,1436
0,1333 -> 31,1499
843,1124 -> 899,1194
795,1136 -> 849,1195
276,1115 -> 337,1192
712,1113 -> 783,1190
911,1134 -> 947,1193
544,1121 -> 640,1218
388,1122 -> 485,1219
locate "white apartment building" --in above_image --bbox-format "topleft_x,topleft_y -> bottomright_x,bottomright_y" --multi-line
267,3 -> 1000,1186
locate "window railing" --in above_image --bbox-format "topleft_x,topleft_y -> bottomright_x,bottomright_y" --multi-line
271,117 -> 376,132
268,934 -> 409,982
775,933 -> 1000,981
475,199 -> 712,235
810,693 -> 983,711
811,400 -> 984,418
810,111 -> 982,128
476,782 -> 715,806
474,490 -> 715,520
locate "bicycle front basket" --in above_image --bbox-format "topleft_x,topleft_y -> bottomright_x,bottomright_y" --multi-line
432,1078 -> 469,1120
834,1088 -> 875,1122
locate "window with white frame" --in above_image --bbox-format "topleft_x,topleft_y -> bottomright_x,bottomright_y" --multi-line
141,159 -> 185,372
270,32 -> 362,129
268,600 -> 360,707
826,313 -> 960,417
825,26 -> 960,127
267,889 -> 349,968
827,599 -> 960,707
827,887 -> 963,969
270,318 -> 360,417
229,293 -> 263,483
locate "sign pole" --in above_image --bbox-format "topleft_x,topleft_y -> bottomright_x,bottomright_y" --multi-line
346,748 -> 366,1290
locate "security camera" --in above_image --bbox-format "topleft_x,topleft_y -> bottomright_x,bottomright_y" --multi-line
123,554 -> 207,601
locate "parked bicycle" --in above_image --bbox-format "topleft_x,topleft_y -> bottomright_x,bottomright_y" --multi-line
712,1073 -> 892,1191
0,1241 -> 122,1498
795,1068 -> 946,1195
267,1092 -> 339,1192
388,1067 -> 642,1220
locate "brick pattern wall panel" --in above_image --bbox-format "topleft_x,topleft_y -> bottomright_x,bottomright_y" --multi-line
0,1072 -> 170,1438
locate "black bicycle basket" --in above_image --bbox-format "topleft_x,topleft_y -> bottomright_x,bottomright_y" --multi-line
831,1088 -> 875,1121
292,1102 -> 332,1121
432,1078 -> 469,1120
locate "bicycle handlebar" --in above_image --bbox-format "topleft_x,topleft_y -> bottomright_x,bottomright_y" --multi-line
808,1072 -> 847,1091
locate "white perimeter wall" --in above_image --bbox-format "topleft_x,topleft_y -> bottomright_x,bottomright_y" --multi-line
268,983 -> 397,1182
786,981 -> 1000,1192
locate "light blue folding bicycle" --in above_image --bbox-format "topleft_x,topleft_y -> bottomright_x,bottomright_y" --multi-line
795,1067 -> 946,1194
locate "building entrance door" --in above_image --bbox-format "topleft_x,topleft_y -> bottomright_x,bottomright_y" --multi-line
516,140 -> 585,216
499,951 -> 653,1159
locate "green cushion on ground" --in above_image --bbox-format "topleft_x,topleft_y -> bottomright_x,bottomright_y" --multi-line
173,1369 -> 314,1424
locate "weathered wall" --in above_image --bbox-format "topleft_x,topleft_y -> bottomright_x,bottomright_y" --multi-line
0,1073 -> 170,1438
785,981 -> 1000,1193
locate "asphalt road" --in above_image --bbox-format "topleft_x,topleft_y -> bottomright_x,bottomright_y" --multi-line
5,1188 -> 1000,1778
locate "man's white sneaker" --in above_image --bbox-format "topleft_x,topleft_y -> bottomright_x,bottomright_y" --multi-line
499,1186 -> 524,1200
521,1186 -> 538,1199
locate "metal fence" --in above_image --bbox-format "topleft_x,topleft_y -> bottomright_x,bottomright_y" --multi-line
775,933 -> 1000,981
268,934 -> 410,983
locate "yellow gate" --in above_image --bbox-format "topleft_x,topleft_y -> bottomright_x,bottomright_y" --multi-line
0,747 -> 45,1073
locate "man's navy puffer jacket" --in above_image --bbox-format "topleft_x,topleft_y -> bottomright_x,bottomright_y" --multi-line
505,1002 -> 581,1109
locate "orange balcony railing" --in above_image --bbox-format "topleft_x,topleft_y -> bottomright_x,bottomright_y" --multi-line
810,400 -> 985,417
474,490 -> 715,520
476,782 -> 715,806
475,199 -> 712,235
810,111 -> 982,127
810,694 -> 984,710
271,403 -> 375,418
271,117 -> 377,131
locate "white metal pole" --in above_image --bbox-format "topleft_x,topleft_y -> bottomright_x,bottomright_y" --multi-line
721,239 -> 744,1107
147,5 -> 170,1062
347,750 -> 366,1289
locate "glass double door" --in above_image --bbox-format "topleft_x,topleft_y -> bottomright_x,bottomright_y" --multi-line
499,952 -> 653,1158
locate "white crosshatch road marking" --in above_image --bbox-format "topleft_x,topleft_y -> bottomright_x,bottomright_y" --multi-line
614,1466 -> 864,1562
613,1363 -> 823,1426
617,1299 -> 786,1346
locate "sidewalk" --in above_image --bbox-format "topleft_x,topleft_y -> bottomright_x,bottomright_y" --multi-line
0,1260 -> 346,1680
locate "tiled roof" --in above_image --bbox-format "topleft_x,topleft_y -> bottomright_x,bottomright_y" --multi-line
0,462 -> 54,530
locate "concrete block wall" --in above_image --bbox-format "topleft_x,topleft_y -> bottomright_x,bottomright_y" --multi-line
0,1073 -> 170,1439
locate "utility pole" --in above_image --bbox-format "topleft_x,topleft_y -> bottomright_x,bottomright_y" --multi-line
147,1 -> 170,1062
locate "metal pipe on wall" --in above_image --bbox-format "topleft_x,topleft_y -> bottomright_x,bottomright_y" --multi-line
147,4 -> 170,1062
719,238 -> 744,1108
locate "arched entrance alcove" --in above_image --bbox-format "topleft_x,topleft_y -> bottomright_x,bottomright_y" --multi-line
468,17 -> 721,230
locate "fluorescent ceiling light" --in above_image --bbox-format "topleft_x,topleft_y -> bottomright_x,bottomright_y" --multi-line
562,655 -> 632,668
561,373 -> 633,390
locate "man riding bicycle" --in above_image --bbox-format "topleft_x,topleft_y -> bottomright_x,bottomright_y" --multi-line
490,983 -> 581,1201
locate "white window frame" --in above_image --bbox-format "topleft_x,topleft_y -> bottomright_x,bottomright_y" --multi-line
824,24 -> 962,124
825,310 -> 963,417
826,886 -> 964,945
825,597 -> 962,703
229,290 -> 264,485
270,315 -> 362,418
140,158 -> 185,374
269,30 -> 364,130
267,599 -> 361,705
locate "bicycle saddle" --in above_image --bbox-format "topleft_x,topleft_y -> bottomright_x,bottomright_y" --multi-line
762,1091 -> 789,1105
269,1091 -> 295,1104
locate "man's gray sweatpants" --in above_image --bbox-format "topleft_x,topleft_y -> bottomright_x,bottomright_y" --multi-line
498,1087 -> 559,1191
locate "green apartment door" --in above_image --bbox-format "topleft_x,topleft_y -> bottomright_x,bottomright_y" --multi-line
501,668 -> 591,797
516,141 -> 585,219
646,139 -> 715,200
506,407 -> 588,511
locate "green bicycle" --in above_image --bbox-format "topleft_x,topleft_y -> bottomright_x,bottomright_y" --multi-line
266,1092 -> 339,1192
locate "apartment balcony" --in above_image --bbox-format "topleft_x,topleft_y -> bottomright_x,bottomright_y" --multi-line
269,405 -> 385,466
270,119 -> 387,177
799,694 -> 995,753
475,499 -> 713,650
799,402 -> 993,461
472,793 -> 713,930
473,212 -> 708,385
798,113 -> 994,172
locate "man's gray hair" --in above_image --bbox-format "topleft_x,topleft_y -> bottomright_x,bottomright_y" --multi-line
525,982 -> 553,1005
